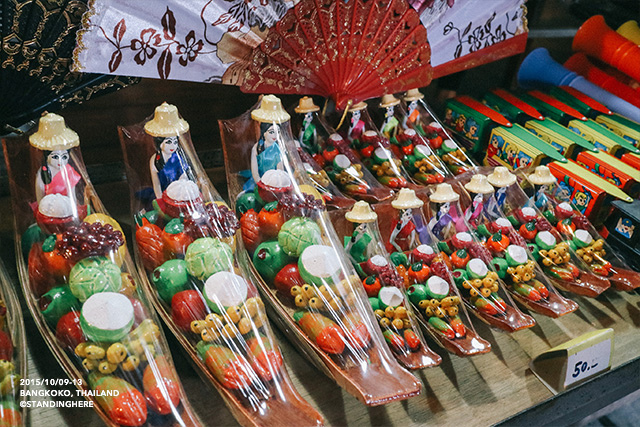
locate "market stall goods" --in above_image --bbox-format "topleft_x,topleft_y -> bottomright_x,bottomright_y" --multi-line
452,173 -> 578,318
485,167 -> 611,298
520,166 -> 640,292
420,185 -> 536,332
4,113 -> 201,427
220,95 -> 421,406
119,103 -> 323,427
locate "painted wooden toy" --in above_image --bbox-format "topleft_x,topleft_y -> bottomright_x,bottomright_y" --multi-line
455,174 -> 578,318
120,102 -> 323,426
5,113 -> 201,426
221,95 -> 421,406
486,166 -> 611,298
521,166 -> 640,292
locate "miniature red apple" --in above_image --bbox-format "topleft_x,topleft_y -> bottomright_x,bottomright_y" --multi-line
171,290 -> 207,332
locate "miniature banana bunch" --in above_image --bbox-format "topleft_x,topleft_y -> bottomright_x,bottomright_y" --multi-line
442,150 -> 467,163
190,297 -> 265,343
373,306 -> 410,330
335,165 -> 363,184
414,157 -> 437,172
291,284 -> 343,312
372,160 -> 401,177
462,272 -> 500,298
506,260 -> 537,283
310,169 -> 331,187
575,239 -> 605,264
76,319 -> 162,374
417,296 -> 460,318
0,360 -> 19,396
539,242 -> 570,266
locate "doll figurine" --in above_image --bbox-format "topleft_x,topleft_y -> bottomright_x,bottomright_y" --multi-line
250,96 -> 289,187
379,95 -> 401,143
388,189 -> 430,253
295,97 -> 320,154
145,103 -> 192,199
32,114 -> 82,203
347,102 -> 367,142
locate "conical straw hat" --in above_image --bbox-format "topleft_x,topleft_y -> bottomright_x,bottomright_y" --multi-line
380,94 -> 400,108
348,101 -> 368,112
527,166 -> 557,185
403,88 -> 424,102
487,166 -> 517,188
430,183 -> 460,203
345,201 -> 378,223
295,96 -> 320,113
144,102 -> 190,137
29,113 -> 79,151
392,188 -> 424,209
465,174 -> 494,194
251,95 -> 291,124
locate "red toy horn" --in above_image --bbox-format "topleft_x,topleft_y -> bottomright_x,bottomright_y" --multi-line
573,15 -> 640,82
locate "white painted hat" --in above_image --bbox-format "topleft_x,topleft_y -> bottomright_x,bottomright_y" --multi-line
345,201 -> 378,223
465,174 -> 494,194
487,167 -> 517,188
527,166 -> 557,185
144,102 -> 190,137
251,95 -> 291,124
430,183 -> 460,203
29,113 -> 79,151
392,188 -> 424,209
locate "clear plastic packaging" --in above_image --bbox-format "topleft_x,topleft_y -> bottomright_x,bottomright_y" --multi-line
341,101 -> 414,189
401,89 -> 476,175
220,95 -> 421,406
334,197 -> 491,357
328,201 -> 442,369
451,173 -> 579,318
519,166 -> 640,292
376,94 -> 450,185
118,103 -> 323,426
3,113 -> 201,427
0,259 -> 26,426
421,184 -> 536,332
485,166 -> 611,298
291,97 -> 394,203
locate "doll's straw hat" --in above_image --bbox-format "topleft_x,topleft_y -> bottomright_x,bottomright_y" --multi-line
465,174 -> 494,194
346,201 -> 378,223
295,96 -> 320,114
380,94 -> 401,108
487,166 -> 517,188
430,183 -> 460,203
252,95 -> 291,124
144,102 -> 190,137
528,166 -> 557,185
403,88 -> 425,102
30,113 -> 79,151
392,188 -> 424,209
348,101 -> 368,112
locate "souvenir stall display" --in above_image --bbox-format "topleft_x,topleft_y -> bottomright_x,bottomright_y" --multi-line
452,173 -> 578,318
220,96 -> 421,405
341,194 -> 491,357
0,260 -> 27,427
401,89 -> 476,176
519,166 -> 640,292
376,94 -> 450,185
421,184 -> 535,332
291,97 -> 394,203
3,113 -> 202,427
329,201 -> 442,368
484,167 -> 611,298
118,103 -> 323,426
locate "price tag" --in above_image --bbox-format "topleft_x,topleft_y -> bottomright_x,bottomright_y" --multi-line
530,328 -> 613,394
564,338 -> 611,388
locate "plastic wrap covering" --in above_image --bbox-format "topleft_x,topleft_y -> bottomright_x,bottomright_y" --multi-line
342,101 -> 414,189
3,113 -> 201,427
519,166 -> 640,293
291,97 -> 394,203
118,103 -> 323,427
0,260 -> 27,426
328,202 -> 441,369
332,199 -> 490,358
376,94 -> 450,185
401,89 -> 476,175
220,95 -> 421,406
421,184 -> 536,332
451,173 -> 579,318
485,167 -> 611,298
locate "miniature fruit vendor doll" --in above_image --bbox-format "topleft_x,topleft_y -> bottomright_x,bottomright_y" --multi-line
32,113 -> 82,204
249,95 -> 289,188
388,189 -> 430,252
345,201 -> 379,265
145,102 -> 193,199
487,167 -> 517,211
463,174 -> 496,226
428,185 -> 460,241
295,96 -> 321,155
526,165 -> 557,211
347,101 -> 367,142
379,94 -> 402,144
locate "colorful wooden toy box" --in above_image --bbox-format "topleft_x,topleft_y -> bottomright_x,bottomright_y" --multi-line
485,124 -> 566,169
575,151 -> 640,195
